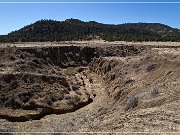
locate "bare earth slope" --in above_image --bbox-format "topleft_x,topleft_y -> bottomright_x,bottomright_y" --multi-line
0,42 -> 180,134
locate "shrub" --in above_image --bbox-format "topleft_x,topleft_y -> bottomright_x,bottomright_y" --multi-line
9,55 -> 16,61
132,63 -> 140,69
32,58 -> 41,64
151,87 -> 159,96
3,74 -> 16,83
64,95 -> 71,100
146,64 -> 157,72
124,77 -> 134,85
125,95 -> 138,111
10,80 -> 19,89
0,64 -> 4,67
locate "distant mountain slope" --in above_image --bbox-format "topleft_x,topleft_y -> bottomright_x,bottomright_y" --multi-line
0,19 -> 180,42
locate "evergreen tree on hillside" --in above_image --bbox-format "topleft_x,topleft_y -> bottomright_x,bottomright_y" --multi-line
0,19 -> 180,42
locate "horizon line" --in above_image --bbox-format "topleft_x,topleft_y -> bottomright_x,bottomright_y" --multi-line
0,2 -> 180,4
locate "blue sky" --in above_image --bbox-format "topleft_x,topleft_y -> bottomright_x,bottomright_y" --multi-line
0,0 -> 180,35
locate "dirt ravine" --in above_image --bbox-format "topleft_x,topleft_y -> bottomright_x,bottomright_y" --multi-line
0,42 -> 180,133
0,70 -> 104,122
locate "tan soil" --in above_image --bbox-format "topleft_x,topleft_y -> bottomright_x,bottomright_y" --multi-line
0,42 -> 179,134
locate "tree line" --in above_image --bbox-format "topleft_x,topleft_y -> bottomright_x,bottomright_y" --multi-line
0,19 -> 180,42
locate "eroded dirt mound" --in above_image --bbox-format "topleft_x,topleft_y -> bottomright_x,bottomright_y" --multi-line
90,53 -> 180,109
0,45 -> 142,121
89,49 -> 180,132
0,47 -> 94,121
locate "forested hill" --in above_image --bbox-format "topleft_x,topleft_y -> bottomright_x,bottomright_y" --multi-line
0,19 -> 180,42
